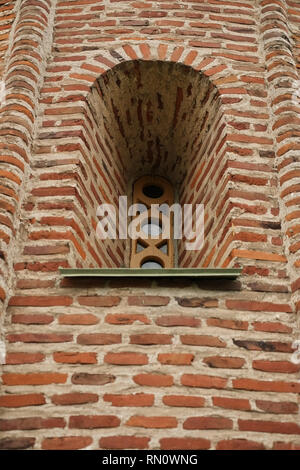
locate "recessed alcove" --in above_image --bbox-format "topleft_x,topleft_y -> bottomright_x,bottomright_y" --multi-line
80,60 -> 230,269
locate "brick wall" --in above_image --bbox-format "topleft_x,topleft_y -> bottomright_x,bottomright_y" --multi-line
0,0 -> 299,450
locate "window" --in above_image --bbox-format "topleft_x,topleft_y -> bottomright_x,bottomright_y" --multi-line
130,176 -> 174,268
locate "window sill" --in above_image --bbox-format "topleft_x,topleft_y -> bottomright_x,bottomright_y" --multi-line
59,268 -> 242,279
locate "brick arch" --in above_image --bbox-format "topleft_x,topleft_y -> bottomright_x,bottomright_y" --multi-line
87,57 -> 227,269
63,43 -> 230,95
24,47 -> 235,271
15,42 -> 285,277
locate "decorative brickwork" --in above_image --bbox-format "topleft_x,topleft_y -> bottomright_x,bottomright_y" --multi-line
0,0 -> 299,451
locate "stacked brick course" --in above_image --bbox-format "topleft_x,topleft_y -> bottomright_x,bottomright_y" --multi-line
0,0 -> 299,450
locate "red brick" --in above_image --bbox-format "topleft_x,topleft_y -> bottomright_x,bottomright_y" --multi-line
217,439 -> 265,450
233,339 -> 292,353
9,296 -> 72,306
69,415 -> 120,429
181,335 -> 226,348
130,334 -> 173,345
5,352 -> 45,364
99,436 -> 149,449
71,373 -> 115,385
158,353 -> 194,365
252,360 -> 300,374
162,395 -> 205,408
53,352 -> 97,364
42,436 -> 92,450
233,378 -> 300,393
253,321 -> 292,334
226,299 -> 292,313
181,374 -> 227,389
2,373 -> 67,386
128,295 -> 170,306
0,417 -> 65,431
176,297 -> 218,307
7,333 -> 73,343
272,442 -> 294,450
160,437 -> 210,450
155,315 -> 200,327
104,352 -> 148,365
104,393 -> 154,407
212,396 -> 251,411
77,333 -> 121,345
207,317 -> 248,330
126,415 -> 177,428
256,400 -> 298,414
58,314 -> 99,325
105,313 -> 150,325
134,374 -> 174,387
0,437 -> 35,450
11,314 -> 53,324
51,393 -> 98,405
0,394 -> 45,408
184,416 -> 233,430
204,356 -> 245,369
77,295 -> 120,306
239,419 -> 300,435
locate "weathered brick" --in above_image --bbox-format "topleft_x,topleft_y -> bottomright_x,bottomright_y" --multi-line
126,415 -> 177,429
134,374 -> 174,387
181,374 -> 227,389
233,378 -> 300,393
184,416 -> 233,430
7,333 -> 73,343
130,334 -> 173,345
99,436 -> 150,449
0,417 -> 65,431
77,296 -> 120,307
53,352 -> 97,364
77,334 -> 121,345
252,360 -> 300,374
11,314 -> 53,324
104,393 -> 154,407
0,0 -> 300,454
51,393 -> 98,405
105,313 -> 150,325
160,437 -> 210,450
0,394 -> 46,408
207,317 -> 248,330
155,315 -> 200,327
58,314 -> 99,325
5,352 -> 45,364
162,395 -> 205,408
256,400 -> 298,414
158,353 -> 194,365
71,373 -> 115,385
104,352 -> 148,365
217,439 -> 265,450
2,373 -> 67,386
69,415 -> 120,429
176,297 -> 218,308
239,419 -> 300,435
213,396 -> 251,411
42,436 -> 93,450
128,296 -> 170,306
0,437 -> 35,450
203,356 -> 245,369
181,335 -> 226,348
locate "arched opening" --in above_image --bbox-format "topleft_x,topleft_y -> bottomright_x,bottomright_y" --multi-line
82,60 -> 228,268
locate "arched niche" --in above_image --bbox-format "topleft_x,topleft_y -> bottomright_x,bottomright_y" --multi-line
83,60 -> 228,268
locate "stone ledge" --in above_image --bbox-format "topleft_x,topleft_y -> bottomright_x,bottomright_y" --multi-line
59,268 -> 242,279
